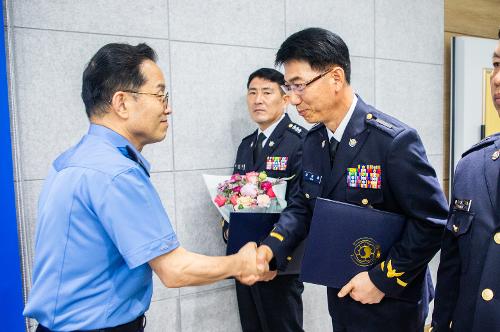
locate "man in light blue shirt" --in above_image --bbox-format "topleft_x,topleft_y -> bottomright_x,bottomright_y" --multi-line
24,43 -> 269,332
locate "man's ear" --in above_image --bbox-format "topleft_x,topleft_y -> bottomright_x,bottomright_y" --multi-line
110,91 -> 129,119
330,67 -> 346,91
282,93 -> 290,106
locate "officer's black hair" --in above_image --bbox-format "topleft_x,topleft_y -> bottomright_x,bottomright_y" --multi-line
247,68 -> 285,95
275,27 -> 351,84
81,43 -> 158,119
498,28 -> 500,39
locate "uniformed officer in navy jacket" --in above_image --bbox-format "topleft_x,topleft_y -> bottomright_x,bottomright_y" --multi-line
224,68 -> 307,332
430,28 -> 500,332
254,28 -> 449,332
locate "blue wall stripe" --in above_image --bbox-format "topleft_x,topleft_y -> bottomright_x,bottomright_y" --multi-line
0,2 -> 26,331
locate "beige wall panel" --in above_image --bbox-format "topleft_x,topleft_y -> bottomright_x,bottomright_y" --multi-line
445,0 -> 500,38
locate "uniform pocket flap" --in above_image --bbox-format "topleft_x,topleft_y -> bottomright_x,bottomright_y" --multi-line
346,188 -> 383,206
446,210 -> 473,236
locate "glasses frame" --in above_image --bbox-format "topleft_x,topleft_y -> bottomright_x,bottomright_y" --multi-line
123,90 -> 169,107
281,67 -> 335,95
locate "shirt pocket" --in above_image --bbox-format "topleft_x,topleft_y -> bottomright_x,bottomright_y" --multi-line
446,210 -> 474,274
345,188 -> 384,207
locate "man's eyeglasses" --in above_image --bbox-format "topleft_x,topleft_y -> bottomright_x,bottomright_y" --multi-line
124,90 -> 169,107
281,67 -> 334,95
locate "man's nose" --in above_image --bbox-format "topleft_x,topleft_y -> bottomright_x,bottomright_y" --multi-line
165,103 -> 172,115
255,92 -> 264,103
492,70 -> 500,86
289,92 -> 302,106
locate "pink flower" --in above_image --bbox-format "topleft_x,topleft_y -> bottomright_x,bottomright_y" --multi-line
245,171 -> 260,184
256,194 -> 271,208
214,195 -> 227,207
230,194 -> 238,206
260,181 -> 272,191
240,183 -> 258,197
266,187 -> 276,198
232,186 -> 241,193
230,173 -> 242,182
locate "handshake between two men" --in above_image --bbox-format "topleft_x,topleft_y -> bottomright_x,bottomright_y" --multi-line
149,242 -> 277,288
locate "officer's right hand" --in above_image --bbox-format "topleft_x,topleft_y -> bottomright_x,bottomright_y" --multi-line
235,242 -> 261,285
256,245 -> 277,282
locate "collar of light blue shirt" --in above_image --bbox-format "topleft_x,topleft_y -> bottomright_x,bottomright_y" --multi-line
88,124 -> 151,172
326,94 -> 358,143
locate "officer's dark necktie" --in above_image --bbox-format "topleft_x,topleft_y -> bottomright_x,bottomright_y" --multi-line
118,146 -> 150,177
329,137 -> 339,167
253,132 -> 266,161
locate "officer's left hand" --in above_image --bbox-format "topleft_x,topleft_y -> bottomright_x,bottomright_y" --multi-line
337,271 -> 385,304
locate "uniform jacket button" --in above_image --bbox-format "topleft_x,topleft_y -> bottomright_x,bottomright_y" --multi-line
305,193 -> 310,199
494,232 -> 500,244
482,288 -> 494,301
361,198 -> 369,205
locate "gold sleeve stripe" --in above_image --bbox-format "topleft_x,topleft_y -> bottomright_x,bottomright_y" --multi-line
396,278 -> 408,287
270,232 -> 284,242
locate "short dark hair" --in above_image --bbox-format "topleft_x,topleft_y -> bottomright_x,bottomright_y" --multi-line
275,27 -> 351,84
247,68 -> 285,90
81,43 -> 157,118
498,28 -> 500,39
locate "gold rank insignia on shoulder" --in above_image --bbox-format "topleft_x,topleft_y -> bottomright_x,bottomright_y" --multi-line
492,150 -> 500,161
454,198 -> 472,212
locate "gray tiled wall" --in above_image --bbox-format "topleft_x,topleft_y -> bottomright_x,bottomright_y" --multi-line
6,0 -> 444,331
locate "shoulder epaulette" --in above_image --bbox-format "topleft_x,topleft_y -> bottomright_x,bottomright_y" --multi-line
365,112 -> 403,138
308,122 -> 324,134
286,122 -> 307,137
462,133 -> 500,158
241,130 -> 257,142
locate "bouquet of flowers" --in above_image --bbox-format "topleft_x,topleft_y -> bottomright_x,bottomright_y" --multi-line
203,171 -> 287,222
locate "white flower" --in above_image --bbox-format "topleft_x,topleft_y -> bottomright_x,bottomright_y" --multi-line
256,194 -> 271,208
240,183 -> 258,197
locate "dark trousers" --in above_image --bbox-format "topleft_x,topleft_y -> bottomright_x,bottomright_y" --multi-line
326,288 -> 428,332
236,274 -> 304,332
36,315 -> 145,332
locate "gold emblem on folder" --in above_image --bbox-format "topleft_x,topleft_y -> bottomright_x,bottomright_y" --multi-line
351,237 -> 381,267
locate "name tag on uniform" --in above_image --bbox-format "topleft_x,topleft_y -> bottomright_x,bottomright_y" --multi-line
347,164 -> 382,189
234,163 -> 246,171
454,198 -> 472,212
304,170 -> 322,184
266,156 -> 288,171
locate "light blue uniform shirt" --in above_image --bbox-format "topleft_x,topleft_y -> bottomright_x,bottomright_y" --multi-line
24,124 -> 179,331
